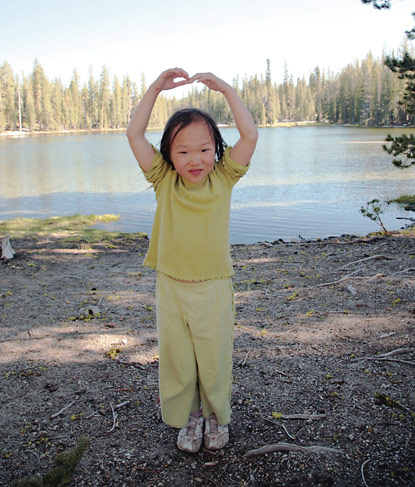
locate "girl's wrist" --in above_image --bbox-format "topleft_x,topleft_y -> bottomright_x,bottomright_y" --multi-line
221,83 -> 235,96
149,83 -> 162,96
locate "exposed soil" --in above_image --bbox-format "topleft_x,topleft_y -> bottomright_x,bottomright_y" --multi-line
1,232 -> 414,486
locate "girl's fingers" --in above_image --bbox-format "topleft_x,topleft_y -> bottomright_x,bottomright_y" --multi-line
166,68 -> 189,79
188,73 -> 211,83
172,79 -> 189,87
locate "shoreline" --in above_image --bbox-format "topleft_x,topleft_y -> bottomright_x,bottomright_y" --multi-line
1,123 -> 415,138
1,213 -> 415,246
1,214 -> 415,247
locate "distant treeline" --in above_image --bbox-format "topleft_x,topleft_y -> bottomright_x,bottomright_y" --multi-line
0,54 -> 413,133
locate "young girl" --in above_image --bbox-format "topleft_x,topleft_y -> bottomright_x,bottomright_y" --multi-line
126,68 -> 257,453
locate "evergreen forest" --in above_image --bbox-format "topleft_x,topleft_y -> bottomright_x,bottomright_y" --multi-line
0,53 -> 414,134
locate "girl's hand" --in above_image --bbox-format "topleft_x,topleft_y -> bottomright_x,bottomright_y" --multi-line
188,72 -> 230,93
152,68 -> 190,92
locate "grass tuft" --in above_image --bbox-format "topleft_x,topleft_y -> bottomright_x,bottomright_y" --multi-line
0,214 -> 147,242
16,436 -> 89,487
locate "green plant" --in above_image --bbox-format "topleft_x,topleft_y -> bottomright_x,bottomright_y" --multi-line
360,199 -> 388,232
17,436 -> 89,487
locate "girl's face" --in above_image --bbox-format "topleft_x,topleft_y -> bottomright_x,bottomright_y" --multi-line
170,121 -> 216,183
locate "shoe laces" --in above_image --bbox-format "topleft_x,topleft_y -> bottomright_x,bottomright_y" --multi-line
208,414 -> 219,435
186,412 -> 202,436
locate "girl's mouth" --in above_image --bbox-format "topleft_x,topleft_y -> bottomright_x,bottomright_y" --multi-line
189,169 -> 203,176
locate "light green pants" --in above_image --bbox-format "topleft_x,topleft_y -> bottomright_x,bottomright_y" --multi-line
156,272 -> 234,428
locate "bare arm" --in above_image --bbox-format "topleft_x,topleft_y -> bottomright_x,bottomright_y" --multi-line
126,68 -> 189,172
188,73 -> 258,166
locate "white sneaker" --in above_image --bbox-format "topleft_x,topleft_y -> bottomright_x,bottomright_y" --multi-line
204,414 -> 229,450
177,411 -> 204,453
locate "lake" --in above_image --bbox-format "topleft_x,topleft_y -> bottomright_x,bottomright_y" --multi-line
1,126 -> 415,244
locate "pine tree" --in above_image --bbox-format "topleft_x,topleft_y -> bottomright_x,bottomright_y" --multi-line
111,76 -> 122,128
31,59 -> 45,129
98,65 -> 111,128
69,70 -> 81,129
22,75 -> 36,131
264,59 -> 277,125
40,74 -> 53,131
87,67 -> 99,128
0,61 -> 17,130
50,79 -> 65,130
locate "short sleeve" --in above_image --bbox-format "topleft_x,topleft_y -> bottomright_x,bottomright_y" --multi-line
142,147 -> 170,190
216,146 -> 250,185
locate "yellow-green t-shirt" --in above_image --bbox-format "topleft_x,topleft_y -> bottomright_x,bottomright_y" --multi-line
141,146 -> 249,281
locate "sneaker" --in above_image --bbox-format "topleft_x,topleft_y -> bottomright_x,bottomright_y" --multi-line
177,411 -> 204,453
204,414 -> 229,450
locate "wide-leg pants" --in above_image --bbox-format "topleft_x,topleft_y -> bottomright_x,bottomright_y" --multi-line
156,272 -> 234,428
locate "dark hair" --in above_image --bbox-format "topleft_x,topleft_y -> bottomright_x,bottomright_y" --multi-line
160,108 -> 227,167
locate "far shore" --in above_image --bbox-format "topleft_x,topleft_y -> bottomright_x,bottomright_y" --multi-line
2,123 -> 415,138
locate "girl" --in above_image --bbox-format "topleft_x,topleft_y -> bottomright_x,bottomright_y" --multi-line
126,68 -> 257,453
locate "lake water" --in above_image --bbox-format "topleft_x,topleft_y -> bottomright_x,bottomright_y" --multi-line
1,126 -> 415,244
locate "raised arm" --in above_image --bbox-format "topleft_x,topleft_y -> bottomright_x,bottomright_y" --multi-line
126,68 -> 189,172
188,73 -> 258,166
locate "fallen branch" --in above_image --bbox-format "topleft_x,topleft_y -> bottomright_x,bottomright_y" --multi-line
353,347 -> 414,362
238,345 -> 253,367
275,369 -> 289,377
361,458 -> 370,487
115,359 -> 146,370
50,400 -> 75,419
367,273 -> 385,281
374,347 -> 413,358
282,424 -> 296,440
393,267 -> 415,275
114,400 -> 130,409
244,442 -> 343,457
26,449 -> 41,464
338,254 -> 392,270
279,413 -> 327,421
379,332 -> 397,339
367,357 -> 415,366
108,403 -> 118,433
315,268 -> 362,288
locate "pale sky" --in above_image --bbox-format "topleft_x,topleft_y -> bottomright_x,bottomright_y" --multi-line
1,0 -> 414,92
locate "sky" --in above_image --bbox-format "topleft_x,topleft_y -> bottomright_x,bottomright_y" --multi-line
1,0 -> 414,93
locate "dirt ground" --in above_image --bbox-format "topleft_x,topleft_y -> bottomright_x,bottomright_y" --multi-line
1,231 -> 414,486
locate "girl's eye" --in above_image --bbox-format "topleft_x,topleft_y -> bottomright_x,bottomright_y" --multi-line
201,148 -> 210,152
179,151 -> 187,155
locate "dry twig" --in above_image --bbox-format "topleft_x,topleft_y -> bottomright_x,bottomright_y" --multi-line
353,347 -> 414,362
50,400 -> 75,419
338,254 -> 392,270
26,449 -> 41,464
369,357 -> 415,366
239,345 -> 253,367
275,369 -> 289,377
114,400 -> 130,409
244,442 -> 343,457
282,424 -> 296,440
393,267 -> 415,275
108,403 -> 118,433
361,458 -> 370,487
315,268 -> 362,288
279,413 -> 327,420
